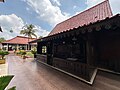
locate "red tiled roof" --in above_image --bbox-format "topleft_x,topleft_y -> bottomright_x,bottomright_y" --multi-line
49,0 -> 113,36
2,36 -> 36,44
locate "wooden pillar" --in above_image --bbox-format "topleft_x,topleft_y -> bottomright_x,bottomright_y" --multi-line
26,45 -> 27,50
86,40 -> 91,65
37,42 -> 42,54
86,33 -> 94,66
7,44 -> 9,51
16,44 -> 19,51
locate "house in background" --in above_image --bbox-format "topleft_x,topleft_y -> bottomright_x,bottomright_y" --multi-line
36,0 -> 120,84
2,36 -> 37,51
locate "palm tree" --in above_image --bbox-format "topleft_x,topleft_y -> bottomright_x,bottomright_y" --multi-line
20,24 -> 37,50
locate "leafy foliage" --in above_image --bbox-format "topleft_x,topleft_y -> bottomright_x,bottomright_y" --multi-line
0,37 -> 5,43
20,50 -> 26,56
20,24 -> 37,38
0,75 -> 16,90
0,50 -> 9,59
31,47 -> 37,54
8,86 -> 16,90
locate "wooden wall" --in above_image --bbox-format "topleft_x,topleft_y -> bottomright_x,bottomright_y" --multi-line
95,30 -> 120,72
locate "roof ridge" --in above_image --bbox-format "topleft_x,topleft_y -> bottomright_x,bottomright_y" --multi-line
4,36 -> 17,43
49,0 -> 113,36
17,36 -> 36,39
56,0 -> 109,26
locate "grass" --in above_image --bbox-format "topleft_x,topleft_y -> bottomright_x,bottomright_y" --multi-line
26,51 -> 34,58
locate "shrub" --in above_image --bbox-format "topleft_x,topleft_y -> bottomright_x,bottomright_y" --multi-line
19,50 -> 26,59
20,50 -> 26,56
0,50 -> 9,60
31,47 -> 37,55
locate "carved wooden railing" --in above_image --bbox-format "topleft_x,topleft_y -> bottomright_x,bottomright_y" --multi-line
53,57 -> 94,81
36,54 -> 47,63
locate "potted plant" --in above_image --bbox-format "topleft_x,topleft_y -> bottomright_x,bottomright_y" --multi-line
0,50 -> 9,64
31,47 -> 37,58
0,75 -> 16,90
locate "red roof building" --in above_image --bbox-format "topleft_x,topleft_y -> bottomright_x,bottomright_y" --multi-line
2,36 -> 36,45
49,0 -> 113,36
2,36 -> 37,51
36,0 -> 120,84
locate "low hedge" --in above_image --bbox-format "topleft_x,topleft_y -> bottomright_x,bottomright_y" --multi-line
0,50 -> 9,60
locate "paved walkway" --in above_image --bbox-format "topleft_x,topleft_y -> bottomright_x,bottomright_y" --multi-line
7,54 -> 120,90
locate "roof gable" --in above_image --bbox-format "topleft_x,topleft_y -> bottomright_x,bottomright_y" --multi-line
49,0 -> 113,36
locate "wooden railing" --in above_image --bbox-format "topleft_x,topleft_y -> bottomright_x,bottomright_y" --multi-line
36,54 -> 47,63
53,57 -> 94,81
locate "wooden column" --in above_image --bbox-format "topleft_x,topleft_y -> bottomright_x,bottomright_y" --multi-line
26,45 -> 27,50
7,44 -> 9,51
86,33 -> 94,66
17,44 -> 19,51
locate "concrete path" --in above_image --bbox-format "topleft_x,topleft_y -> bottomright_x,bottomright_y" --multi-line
7,54 -> 120,90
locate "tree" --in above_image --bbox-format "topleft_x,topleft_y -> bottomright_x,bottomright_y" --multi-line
20,24 -> 37,50
39,36 -> 43,39
20,24 -> 37,38
0,37 -> 5,43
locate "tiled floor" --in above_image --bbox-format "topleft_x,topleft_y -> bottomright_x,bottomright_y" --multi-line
7,54 -> 120,90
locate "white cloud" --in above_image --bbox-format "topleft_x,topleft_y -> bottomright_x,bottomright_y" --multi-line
86,0 -> 120,15
26,7 -> 30,11
0,14 -> 24,39
73,5 -> 77,9
35,26 -> 50,37
86,0 -> 104,8
0,14 -> 49,39
22,0 -> 69,26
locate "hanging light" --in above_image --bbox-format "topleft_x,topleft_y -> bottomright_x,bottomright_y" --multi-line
72,37 -> 77,44
63,41 -> 65,44
72,37 -> 77,41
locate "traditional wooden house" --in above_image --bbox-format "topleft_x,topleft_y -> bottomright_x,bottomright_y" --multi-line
36,0 -> 120,84
2,36 -> 37,51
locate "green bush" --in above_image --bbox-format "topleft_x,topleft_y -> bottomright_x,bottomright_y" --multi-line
20,50 -> 26,55
31,47 -> 37,55
0,50 -> 9,60
16,51 -> 21,55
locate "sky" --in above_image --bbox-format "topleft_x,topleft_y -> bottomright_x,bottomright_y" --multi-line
0,0 -> 120,40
